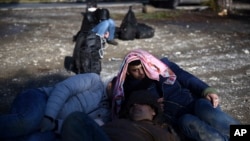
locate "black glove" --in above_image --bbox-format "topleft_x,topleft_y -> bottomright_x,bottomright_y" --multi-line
40,115 -> 57,132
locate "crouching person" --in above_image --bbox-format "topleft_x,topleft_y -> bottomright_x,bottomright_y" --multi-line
61,90 -> 180,141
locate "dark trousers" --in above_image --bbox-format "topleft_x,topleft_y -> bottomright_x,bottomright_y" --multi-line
61,111 -> 111,141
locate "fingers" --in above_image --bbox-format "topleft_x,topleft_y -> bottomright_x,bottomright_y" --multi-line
104,32 -> 109,38
206,93 -> 219,108
157,97 -> 164,111
157,97 -> 164,103
213,98 -> 219,108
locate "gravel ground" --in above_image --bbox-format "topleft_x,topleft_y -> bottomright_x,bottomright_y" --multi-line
0,3 -> 249,124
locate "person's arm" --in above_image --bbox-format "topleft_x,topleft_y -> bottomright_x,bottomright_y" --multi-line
45,73 -> 103,119
160,57 -> 219,108
160,57 -> 216,98
40,73 -> 104,132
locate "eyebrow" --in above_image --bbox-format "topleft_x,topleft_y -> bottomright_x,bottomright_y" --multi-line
130,64 -> 143,71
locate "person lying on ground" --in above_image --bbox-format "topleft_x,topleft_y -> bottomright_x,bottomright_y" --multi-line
107,49 -> 240,141
0,73 -> 110,141
61,90 -> 180,141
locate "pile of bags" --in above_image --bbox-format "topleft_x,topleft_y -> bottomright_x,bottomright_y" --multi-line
118,6 -> 155,40
64,6 -> 155,75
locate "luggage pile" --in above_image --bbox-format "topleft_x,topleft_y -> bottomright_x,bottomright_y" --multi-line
118,6 -> 155,40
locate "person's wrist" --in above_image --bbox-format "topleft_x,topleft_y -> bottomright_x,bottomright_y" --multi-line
202,87 -> 217,97
52,119 -> 58,131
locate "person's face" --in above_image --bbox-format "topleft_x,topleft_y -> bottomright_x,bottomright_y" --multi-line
127,64 -> 145,80
129,103 -> 156,121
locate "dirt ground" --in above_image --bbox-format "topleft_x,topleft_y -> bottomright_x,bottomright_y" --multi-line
0,2 -> 249,124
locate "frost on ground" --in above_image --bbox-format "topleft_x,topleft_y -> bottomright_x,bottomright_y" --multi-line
0,5 -> 249,124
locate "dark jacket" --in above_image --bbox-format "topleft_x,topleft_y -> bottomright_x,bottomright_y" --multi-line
122,57 -> 215,118
102,119 -> 179,141
159,57 -> 212,117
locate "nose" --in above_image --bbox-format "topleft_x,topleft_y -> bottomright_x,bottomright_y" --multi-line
138,68 -> 144,75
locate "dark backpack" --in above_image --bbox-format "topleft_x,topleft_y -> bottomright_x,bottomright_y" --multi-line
73,11 -> 98,42
119,6 -> 137,40
135,23 -> 155,39
71,31 -> 105,74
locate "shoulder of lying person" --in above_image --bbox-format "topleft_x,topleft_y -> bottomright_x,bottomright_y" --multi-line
159,122 -> 181,141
